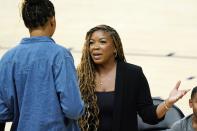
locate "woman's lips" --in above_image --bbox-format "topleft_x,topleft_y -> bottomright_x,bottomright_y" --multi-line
92,53 -> 102,60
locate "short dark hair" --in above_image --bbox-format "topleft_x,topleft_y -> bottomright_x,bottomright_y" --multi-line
191,86 -> 197,99
22,0 -> 55,29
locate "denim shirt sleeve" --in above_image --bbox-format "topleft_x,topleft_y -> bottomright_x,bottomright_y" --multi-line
53,51 -> 84,120
0,62 -> 14,122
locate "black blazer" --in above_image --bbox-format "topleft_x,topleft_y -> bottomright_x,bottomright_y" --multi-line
112,61 -> 163,131
0,123 -> 5,131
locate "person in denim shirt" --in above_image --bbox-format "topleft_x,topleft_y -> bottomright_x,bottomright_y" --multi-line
0,0 -> 84,131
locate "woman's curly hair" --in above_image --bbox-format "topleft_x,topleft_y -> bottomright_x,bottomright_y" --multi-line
77,25 -> 126,131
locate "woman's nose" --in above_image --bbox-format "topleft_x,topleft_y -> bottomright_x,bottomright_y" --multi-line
93,44 -> 100,49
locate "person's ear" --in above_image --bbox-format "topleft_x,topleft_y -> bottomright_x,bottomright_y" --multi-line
189,99 -> 193,108
50,16 -> 56,27
49,16 -> 56,36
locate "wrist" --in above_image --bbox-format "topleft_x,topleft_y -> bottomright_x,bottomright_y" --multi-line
164,99 -> 172,110
164,100 -> 170,110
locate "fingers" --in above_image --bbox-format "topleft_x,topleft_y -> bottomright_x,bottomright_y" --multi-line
186,89 -> 191,93
179,89 -> 190,98
173,89 -> 191,103
184,89 -> 191,95
174,80 -> 181,90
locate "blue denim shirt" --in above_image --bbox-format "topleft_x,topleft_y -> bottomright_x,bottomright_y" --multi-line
0,36 -> 84,131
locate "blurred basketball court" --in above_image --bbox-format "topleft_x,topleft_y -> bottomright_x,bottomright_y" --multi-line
1,0 -> 197,130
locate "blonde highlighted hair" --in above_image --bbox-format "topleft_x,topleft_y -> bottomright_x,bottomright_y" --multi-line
77,25 -> 126,131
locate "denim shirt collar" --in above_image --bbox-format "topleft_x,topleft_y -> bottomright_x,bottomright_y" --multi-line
20,36 -> 55,44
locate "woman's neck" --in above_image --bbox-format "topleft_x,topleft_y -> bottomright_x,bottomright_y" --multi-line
30,28 -> 51,37
96,61 -> 117,75
29,21 -> 53,37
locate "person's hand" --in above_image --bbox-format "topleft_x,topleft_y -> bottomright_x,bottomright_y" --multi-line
166,80 -> 190,106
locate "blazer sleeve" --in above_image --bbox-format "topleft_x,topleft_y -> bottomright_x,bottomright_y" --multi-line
136,67 -> 163,124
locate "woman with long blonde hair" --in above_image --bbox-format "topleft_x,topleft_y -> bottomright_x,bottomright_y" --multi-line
77,24 -> 189,131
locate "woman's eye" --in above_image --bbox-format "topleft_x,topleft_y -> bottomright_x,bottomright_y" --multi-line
89,41 -> 94,45
100,41 -> 106,44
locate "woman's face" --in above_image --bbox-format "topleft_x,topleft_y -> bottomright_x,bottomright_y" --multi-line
89,30 -> 116,65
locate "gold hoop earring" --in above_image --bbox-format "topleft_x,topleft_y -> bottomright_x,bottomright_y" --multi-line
114,51 -> 117,58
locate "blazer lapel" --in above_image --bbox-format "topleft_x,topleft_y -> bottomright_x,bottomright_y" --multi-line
112,61 -> 126,131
